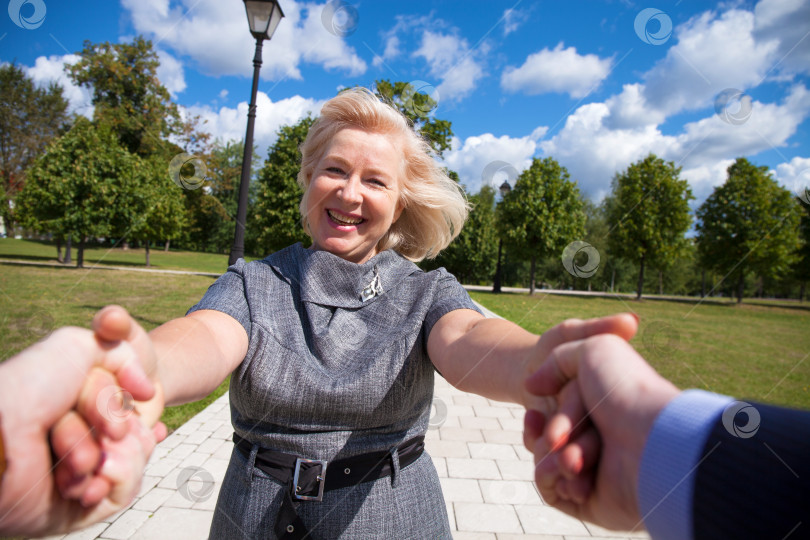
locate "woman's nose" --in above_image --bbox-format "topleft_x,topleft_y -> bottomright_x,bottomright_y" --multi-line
338,175 -> 362,204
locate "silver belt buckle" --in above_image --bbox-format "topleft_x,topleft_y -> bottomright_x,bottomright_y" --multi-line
293,458 -> 328,501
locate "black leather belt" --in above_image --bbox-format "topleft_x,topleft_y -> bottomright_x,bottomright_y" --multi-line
233,433 -> 425,539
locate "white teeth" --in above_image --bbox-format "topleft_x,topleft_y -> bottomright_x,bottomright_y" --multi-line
328,210 -> 363,225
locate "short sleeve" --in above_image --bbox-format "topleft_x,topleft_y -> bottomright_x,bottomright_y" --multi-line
186,259 -> 252,336
423,268 -> 482,337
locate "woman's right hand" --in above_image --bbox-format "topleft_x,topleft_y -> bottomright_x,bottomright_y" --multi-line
90,305 -> 166,428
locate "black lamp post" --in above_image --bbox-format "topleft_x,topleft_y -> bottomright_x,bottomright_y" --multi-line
492,180 -> 512,293
228,0 -> 285,267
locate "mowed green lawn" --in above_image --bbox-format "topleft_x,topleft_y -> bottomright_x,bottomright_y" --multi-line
469,291 -> 810,409
0,238 -> 257,274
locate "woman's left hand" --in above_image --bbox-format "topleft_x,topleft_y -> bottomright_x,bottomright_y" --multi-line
520,313 -> 639,413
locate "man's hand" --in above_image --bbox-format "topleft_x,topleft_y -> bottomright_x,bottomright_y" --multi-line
524,333 -> 680,530
0,320 -> 165,537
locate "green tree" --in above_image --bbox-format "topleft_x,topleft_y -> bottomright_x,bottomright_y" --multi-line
374,80 -> 453,157
67,36 -> 180,156
127,157 -> 187,266
606,154 -> 693,299
427,185 -> 498,284
0,64 -> 70,234
252,117 -> 315,255
497,157 -> 586,295
17,119 -> 142,267
792,199 -> 810,301
696,158 -> 801,303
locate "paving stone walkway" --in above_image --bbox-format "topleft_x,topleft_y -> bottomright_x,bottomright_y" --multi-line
41,301 -> 652,540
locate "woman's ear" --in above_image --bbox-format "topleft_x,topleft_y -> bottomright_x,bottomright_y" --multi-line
392,199 -> 405,224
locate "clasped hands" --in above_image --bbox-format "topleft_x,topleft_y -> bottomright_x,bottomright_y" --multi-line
521,313 -> 680,531
0,306 -> 167,537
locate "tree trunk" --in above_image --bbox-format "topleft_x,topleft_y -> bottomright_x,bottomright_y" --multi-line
529,255 -> 537,295
799,282 -> 805,303
701,269 -> 706,298
736,272 -> 744,303
658,270 -> 663,295
77,237 -> 85,268
636,256 -> 645,300
64,235 -> 72,264
164,239 -> 170,252
145,242 -> 151,267
610,267 -> 615,293
56,238 -> 63,263
756,276 -> 763,298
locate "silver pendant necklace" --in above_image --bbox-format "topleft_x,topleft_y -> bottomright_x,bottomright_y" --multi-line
360,265 -> 384,302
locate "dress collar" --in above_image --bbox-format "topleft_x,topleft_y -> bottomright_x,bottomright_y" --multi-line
266,243 -> 420,308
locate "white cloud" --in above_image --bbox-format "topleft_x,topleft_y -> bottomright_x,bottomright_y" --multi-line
372,35 -> 400,69
501,43 -> 613,99
186,93 -> 324,157
121,0 -> 366,81
156,50 -> 186,96
502,8 -> 525,36
773,156 -> 810,197
640,9 -> 778,120
413,30 -> 485,101
442,131 -> 543,194
218,89 -> 228,100
754,0 -> 810,76
25,55 -> 94,119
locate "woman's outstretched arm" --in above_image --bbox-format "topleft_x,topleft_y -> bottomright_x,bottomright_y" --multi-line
427,309 -> 638,407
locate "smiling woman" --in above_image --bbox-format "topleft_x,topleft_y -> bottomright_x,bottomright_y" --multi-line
31,87 -> 639,540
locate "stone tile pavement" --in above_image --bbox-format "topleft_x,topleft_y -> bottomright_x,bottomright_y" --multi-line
40,380 -> 650,540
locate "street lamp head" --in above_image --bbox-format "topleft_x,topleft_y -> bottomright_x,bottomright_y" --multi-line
499,180 -> 512,198
243,0 -> 285,40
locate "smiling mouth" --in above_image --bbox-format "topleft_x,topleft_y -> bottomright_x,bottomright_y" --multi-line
327,209 -> 364,226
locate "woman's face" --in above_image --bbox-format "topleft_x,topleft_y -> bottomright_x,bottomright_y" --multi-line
305,127 -> 404,264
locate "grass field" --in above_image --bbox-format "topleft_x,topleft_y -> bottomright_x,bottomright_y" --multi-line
2,256 -> 809,435
0,238 -> 255,274
469,291 -> 810,409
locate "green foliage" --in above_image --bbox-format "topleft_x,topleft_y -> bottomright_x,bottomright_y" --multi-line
496,157 -> 586,293
696,158 -> 802,302
374,79 -> 453,157
606,154 -> 693,299
795,200 -> 810,297
17,118 -> 144,266
425,185 -> 498,284
252,117 -> 315,256
67,36 -> 180,156
0,63 -> 70,231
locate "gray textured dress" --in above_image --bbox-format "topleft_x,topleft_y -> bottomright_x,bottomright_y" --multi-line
187,243 -> 481,539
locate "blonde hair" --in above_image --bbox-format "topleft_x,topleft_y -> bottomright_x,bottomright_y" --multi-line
297,87 -> 469,261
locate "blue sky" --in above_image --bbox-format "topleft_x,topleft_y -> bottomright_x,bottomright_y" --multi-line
2,0 -> 809,207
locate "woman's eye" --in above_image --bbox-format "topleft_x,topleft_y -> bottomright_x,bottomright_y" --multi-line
368,178 -> 386,188
326,167 -> 344,175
